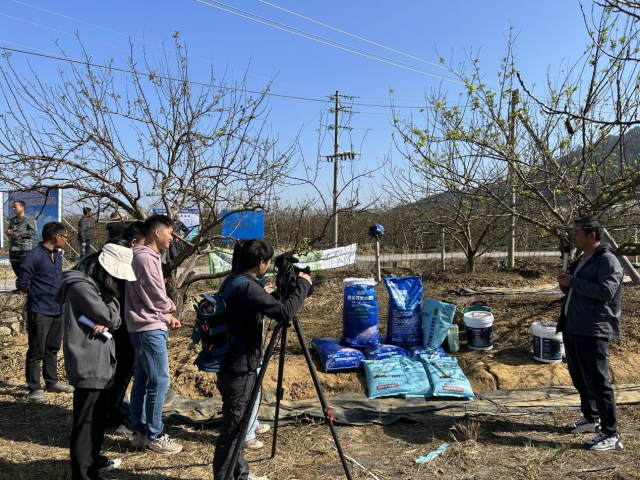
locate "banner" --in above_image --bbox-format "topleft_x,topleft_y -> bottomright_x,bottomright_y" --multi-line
209,243 -> 358,275
221,210 -> 265,242
4,189 -> 61,244
152,208 -> 200,240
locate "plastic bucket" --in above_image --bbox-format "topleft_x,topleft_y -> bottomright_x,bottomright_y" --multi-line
463,311 -> 494,351
531,321 -> 564,363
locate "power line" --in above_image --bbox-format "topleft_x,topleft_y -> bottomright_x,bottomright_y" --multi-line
255,0 -> 468,78
0,46 -> 465,110
8,0 -> 325,97
193,0 -> 465,85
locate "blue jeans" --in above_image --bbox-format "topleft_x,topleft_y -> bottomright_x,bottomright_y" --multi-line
129,330 -> 170,440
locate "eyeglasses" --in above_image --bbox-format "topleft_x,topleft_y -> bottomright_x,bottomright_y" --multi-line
57,234 -> 69,239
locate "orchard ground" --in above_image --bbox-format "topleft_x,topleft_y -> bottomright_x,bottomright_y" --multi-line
1,257 -> 639,479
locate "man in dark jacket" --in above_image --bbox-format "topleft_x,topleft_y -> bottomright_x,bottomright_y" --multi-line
77,207 -> 93,258
213,239 -> 312,480
16,221 -> 74,403
557,216 -> 624,451
6,200 -> 37,277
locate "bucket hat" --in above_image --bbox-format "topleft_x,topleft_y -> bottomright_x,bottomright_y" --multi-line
99,243 -> 136,281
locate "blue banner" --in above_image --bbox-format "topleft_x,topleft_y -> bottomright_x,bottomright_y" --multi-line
221,210 -> 265,241
5,189 -> 61,244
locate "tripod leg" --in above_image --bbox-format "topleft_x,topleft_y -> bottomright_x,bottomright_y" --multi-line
271,320 -> 288,458
291,317 -> 353,480
222,320 -> 283,480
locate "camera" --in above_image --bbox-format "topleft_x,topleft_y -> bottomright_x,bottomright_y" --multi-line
273,253 -> 313,298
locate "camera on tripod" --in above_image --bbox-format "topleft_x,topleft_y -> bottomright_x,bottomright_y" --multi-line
273,253 -> 314,297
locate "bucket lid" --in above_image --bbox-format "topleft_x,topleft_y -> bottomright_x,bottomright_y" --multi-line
530,321 -> 558,331
464,311 -> 493,320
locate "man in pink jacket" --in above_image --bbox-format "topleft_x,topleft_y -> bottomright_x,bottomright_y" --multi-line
125,214 -> 183,455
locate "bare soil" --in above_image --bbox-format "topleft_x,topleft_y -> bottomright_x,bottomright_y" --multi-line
1,257 -> 639,479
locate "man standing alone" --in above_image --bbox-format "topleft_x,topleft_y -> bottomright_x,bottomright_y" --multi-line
6,200 -> 37,277
16,221 -> 74,403
126,214 -> 183,454
78,207 -> 93,258
557,216 -> 624,451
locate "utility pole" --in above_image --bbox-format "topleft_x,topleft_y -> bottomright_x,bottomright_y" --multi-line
321,91 -> 359,248
507,89 -> 519,269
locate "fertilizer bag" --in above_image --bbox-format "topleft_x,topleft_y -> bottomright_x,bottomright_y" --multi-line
419,356 -> 474,399
409,345 -> 447,359
383,276 -> 423,346
363,355 -> 431,399
311,337 -> 365,372
340,278 -> 380,348
422,299 -> 456,349
364,344 -> 410,360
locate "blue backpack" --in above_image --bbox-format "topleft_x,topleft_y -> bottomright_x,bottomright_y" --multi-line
191,275 -> 251,372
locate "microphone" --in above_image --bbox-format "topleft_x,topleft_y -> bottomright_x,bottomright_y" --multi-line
562,246 -> 570,272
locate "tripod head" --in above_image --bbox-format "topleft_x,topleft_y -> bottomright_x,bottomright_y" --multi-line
273,253 -> 314,298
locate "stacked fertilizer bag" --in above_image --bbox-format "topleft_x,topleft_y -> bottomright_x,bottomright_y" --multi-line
310,276 -> 475,402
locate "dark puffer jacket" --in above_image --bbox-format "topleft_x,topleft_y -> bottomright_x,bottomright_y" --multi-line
557,243 -> 624,339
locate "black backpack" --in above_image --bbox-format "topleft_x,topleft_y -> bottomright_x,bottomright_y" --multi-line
191,275 -> 251,372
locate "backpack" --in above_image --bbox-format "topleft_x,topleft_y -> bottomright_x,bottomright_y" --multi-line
191,275 -> 251,373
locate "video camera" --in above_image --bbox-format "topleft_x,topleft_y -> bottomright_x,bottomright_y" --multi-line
273,253 -> 314,298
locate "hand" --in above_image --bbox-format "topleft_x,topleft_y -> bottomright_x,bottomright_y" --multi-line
298,272 -> 312,285
169,314 -> 181,330
81,243 -> 86,247
557,271 -> 572,287
264,283 -> 276,294
93,324 -> 109,335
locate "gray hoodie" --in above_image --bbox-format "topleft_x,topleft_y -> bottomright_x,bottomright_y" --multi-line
54,270 -> 120,389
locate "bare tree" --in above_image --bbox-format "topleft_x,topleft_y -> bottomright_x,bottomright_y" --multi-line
0,36 -> 299,313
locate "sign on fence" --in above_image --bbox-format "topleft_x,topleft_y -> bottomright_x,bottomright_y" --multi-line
151,208 -> 200,240
221,210 -> 265,241
209,243 -> 358,274
4,189 -> 62,246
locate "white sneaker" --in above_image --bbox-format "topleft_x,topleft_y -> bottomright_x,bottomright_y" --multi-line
98,458 -> 122,472
565,416 -> 601,433
244,439 -> 264,450
131,432 -> 149,449
247,473 -> 269,480
148,434 -> 183,455
587,432 -> 624,451
255,423 -> 271,435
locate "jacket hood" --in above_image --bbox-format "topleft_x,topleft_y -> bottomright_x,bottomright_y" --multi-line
132,245 -> 160,259
54,269 -> 99,305
591,242 -> 616,258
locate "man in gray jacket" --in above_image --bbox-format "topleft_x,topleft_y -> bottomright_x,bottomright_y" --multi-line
6,200 -> 37,277
557,216 -> 624,451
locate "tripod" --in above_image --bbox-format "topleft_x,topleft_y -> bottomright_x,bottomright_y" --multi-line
223,315 -> 353,480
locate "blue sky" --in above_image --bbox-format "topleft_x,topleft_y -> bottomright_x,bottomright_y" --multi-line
1,0 -> 593,208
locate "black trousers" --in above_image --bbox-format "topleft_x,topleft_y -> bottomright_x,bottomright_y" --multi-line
107,322 -> 135,424
9,250 -> 27,277
213,370 -> 257,480
563,332 -> 618,436
26,312 -> 63,391
70,388 -> 110,480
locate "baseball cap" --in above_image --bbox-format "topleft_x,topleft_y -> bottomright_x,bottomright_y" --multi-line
99,243 -> 136,281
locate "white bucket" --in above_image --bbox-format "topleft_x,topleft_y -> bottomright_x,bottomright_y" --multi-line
531,321 -> 564,363
463,311 -> 494,351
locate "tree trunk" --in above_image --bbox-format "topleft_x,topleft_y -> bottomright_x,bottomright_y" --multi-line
467,254 -> 476,273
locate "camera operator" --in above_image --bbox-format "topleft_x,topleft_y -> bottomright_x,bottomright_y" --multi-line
213,239 -> 312,480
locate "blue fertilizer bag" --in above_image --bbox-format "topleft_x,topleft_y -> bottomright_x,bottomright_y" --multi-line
383,276 -> 423,346
409,345 -> 447,359
419,356 -> 474,399
363,355 -> 431,399
340,278 -> 380,348
364,344 -> 410,360
311,338 -> 365,372
422,299 -> 456,349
